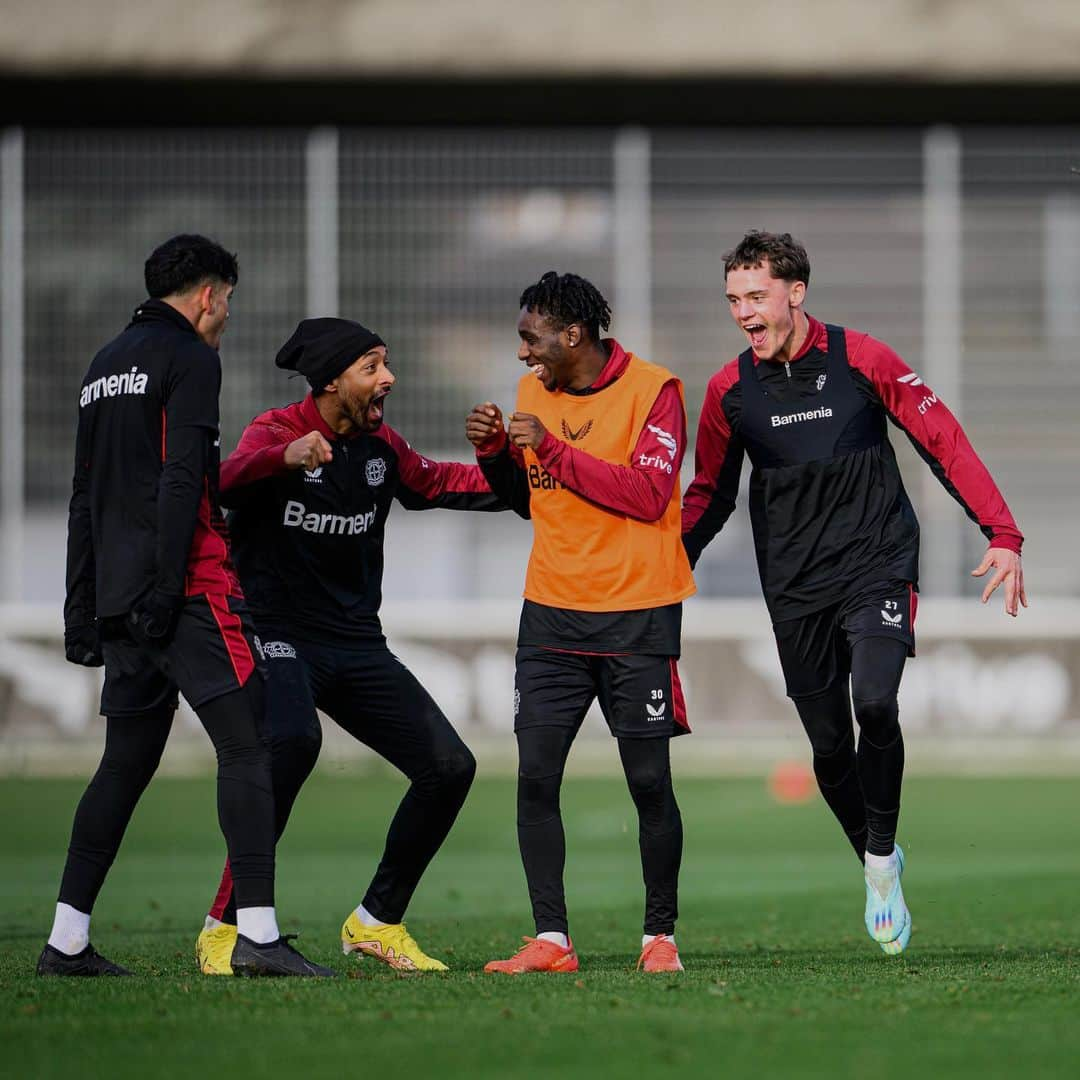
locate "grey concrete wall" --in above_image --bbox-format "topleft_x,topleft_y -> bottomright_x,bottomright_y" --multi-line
3,1 -> 1080,80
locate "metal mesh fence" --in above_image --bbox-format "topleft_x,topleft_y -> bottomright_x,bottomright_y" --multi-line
3,125 -> 1078,599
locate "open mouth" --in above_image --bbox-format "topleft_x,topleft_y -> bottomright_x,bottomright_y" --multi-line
367,390 -> 390,423
743,323 -> 768,351
527,361 -> 550,383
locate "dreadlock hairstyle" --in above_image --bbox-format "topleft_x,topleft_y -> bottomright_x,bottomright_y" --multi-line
519,271 -> 613,342
723,231 -> 810,285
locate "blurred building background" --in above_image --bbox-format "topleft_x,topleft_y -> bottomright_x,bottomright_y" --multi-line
1,2 -> 1079,766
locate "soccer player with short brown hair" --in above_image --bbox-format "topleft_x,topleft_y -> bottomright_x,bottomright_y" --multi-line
684,231 -> 1025,954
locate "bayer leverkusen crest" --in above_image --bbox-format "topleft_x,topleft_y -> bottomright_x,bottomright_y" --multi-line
366,457 -> 387,487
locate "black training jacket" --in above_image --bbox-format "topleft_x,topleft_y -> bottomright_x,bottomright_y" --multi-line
64,300 -> 239,633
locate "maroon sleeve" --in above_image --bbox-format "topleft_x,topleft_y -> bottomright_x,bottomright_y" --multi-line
847,330 -> 1023,553
534,380 -> 685,522
681,361 -> 744,567
474,428 -> 526,468
375,424 -> 503,511
219,418 -> 293,495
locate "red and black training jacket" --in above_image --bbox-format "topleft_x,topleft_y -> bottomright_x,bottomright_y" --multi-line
221,394 -> 503,644
682,316 -> 1023,622
65,300 -> 240,634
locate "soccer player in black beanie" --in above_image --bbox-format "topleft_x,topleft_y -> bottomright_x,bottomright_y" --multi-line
194,316 -> 505,975
41,235 -> 332,978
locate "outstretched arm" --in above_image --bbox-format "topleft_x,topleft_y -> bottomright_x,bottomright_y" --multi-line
376,422 -> 506,512
467,402 -> 531,519
848,331 -> 1026,616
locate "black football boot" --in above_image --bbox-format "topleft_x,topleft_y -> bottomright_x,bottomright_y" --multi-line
230,934 -> 337,978
36,943 -> 132,976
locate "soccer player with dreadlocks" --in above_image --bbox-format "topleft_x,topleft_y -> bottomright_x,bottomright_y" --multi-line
466,272 -> 695,974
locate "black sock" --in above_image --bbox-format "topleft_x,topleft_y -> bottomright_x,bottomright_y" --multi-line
196,680 -> 276,910
793,685 -> 867,863
850,638 -> 908,858
220,711 -> 323,924
814,731 -> 869,863
855,713 -> 904,857
515,727 -> 576,935
618,737 -> 682,936
360,745 -> 476,924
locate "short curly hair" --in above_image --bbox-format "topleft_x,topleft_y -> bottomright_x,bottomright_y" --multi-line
723,231 -> 810,285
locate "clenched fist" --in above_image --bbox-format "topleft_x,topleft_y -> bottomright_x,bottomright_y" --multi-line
466,402 -> 506,449
508,412 -> 547,451
285,431 -> 333,471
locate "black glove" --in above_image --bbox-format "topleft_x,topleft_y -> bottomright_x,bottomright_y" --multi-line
128,591 -> 184,648
64,623 -> 103,667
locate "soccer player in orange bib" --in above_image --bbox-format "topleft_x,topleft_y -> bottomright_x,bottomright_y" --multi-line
466,272 -> 695,974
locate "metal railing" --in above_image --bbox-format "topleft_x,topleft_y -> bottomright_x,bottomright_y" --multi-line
2,125 -> 1078,607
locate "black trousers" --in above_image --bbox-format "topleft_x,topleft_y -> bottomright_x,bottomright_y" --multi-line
790,637 -> 908,859
211,633 -> 475,925
513,648 -> 684,937
773,587 -> 914,860
58,676 -> 274,915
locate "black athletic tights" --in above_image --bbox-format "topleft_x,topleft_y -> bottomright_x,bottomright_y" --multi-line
516,727 -> 682,937
792,637 -> 908,860
215,646 -> 476,926
58,678 -> 275,913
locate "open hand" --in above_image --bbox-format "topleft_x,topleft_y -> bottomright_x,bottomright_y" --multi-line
971,547 -> 1027,617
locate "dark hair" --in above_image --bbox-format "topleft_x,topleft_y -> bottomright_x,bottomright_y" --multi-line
723,231 -> 810,285
144,234 -> 239,299
518,271 -> 612,342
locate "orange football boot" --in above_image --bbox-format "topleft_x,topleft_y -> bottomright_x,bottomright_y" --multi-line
484,936 -> 579,974
636,935 -> 684,972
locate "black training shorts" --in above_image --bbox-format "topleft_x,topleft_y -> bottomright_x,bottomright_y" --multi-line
772,583 -> 917,699
514,646 -> 689,739
252,628 -> 469,765
100,593 -> 262,716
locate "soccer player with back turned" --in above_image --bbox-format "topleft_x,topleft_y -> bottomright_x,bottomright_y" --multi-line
40,235 -> 331,977
683,231 -> 1025,954
467,272 -> 695,974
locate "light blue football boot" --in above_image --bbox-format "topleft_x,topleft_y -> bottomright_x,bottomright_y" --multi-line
865,843 -> 910,946
878,845 -> 911,954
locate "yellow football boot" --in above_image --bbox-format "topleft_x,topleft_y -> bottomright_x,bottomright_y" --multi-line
340,912 -> 448,972
196,922 -> 237,976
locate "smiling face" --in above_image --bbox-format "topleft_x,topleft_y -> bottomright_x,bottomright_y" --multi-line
327,346 -> 395,433
516,307 -> 578,392
725,261 -> 807,363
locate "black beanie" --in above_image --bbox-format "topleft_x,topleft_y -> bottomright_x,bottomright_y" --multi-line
275,318 -> 385,390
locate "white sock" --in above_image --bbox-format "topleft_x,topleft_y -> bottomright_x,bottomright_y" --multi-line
203,915 -> 226,931
538,931 -> 569,949
353,903 -> 388,928
47,902 -> 91,956
236,906 -> 279,944
865,849 -> 898,871
642,933 -> 676,949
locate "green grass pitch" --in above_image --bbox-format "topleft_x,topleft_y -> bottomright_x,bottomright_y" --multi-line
2,770 -> 1078,1078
